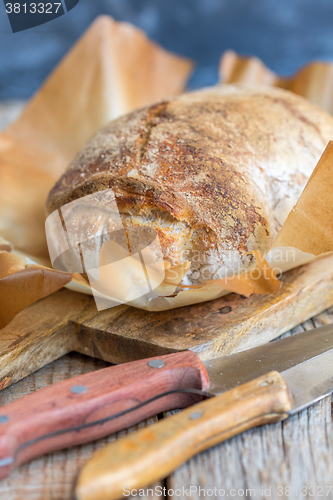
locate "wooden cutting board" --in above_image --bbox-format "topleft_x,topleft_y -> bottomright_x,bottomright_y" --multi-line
1,254 -> 333,391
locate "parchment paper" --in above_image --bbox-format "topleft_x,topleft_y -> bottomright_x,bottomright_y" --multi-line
219,49 -> 333,114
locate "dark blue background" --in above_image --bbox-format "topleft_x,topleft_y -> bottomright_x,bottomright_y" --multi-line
1,0 -> 333,98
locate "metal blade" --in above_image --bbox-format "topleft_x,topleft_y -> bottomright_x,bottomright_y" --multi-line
203,324 -> 333,403
282,349 -> 333,413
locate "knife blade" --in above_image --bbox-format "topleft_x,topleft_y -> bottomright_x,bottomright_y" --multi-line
0,324 -> 333,481
75,323 -> 333,500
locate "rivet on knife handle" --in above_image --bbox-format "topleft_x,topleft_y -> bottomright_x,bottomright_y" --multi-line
75,371 -> 293,500
0,351 -> 209,479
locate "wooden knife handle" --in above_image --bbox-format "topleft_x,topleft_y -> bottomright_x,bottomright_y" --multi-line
0,351 -> 208,479
76,371 -> 293,500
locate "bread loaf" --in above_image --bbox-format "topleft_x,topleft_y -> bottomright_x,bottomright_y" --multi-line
46,85 -> 333,285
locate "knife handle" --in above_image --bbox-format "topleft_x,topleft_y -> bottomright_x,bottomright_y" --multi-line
76,371 -> 293,500
0,351 -> 209,479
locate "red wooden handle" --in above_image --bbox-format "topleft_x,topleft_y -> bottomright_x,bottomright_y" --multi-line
0,351 -> 209,478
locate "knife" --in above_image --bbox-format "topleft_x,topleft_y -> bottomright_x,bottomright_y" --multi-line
0,325 -> 332,483
75,323 -> 333,500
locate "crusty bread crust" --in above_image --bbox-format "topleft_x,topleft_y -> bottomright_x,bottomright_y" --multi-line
46,85 -> 333,283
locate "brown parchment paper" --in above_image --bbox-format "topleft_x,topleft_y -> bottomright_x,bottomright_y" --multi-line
272,142 -> 333,255
219,49 -> 333,114
1,32 -> 333,326
0,15 -> 193,328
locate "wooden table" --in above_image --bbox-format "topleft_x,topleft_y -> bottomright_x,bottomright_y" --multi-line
0,308 -> 333,500
2,103 -> 333,500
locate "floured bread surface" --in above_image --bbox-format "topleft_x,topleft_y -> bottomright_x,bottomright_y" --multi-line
46,85 -> 333,283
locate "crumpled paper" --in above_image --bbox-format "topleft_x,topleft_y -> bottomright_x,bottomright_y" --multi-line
271,142 -> 333,256
219,49 -> 333,114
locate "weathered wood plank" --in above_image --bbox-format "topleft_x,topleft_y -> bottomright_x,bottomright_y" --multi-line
0,289 -> 97,390
76,255 -> 333,361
